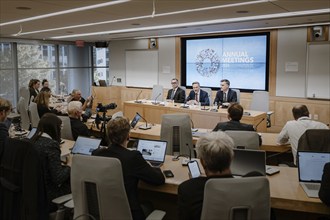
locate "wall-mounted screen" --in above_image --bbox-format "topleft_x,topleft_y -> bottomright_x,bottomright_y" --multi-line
181,32 -> 270,92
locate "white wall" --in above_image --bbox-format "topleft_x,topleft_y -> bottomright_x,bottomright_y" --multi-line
109,38 -> 176,88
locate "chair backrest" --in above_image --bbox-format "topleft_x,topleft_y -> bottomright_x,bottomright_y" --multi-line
250,91 -> 269,112
0,138 -> 48,220
232,89 -> 240,104
151,85 -> 164,102
160,113 -> 193,156
179,86 -> 186,92
71,154 -> 133,220
19,87 -> 30,109
28,102 -> 40,128
201,177 -> 270,220
201,87 -> 212,106
17,97 -> 31,130
58,116 -> 74,141
225,130 -> 260,150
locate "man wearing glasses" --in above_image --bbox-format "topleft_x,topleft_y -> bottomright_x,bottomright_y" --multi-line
166,78 -> 186,103
214,79 -> 237,105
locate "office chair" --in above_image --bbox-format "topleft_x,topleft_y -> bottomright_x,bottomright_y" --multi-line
201,87 -> 212,106
17,97 -> 31,130
111,111 -> 123,120
58,116 -> 74,140
19,86 -> 30,110
232,89 -> 240,104
201,177 -> 270,220
0,138 -> 70,220
28,101 -> 40,128
151,85 -> 164,102
250,91 -> 273,128
225,130 -> 260,150
70,154 -> 166,220
160,113 -> 193,156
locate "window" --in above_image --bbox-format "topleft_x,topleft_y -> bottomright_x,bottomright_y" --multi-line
93,47 -> 109,85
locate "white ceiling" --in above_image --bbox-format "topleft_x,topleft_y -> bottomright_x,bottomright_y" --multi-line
0,0 -> 329,42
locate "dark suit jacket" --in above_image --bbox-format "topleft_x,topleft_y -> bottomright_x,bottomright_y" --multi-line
319,162 -> 330,206
166,87 -> 186,103
214,88 -> 237,104
213,120 -> 255,132
178,175 -> 233,220
186,89 -> 210,106
92,144 -> 165,220
69,117 -> 90,141
29,88 -> 39,100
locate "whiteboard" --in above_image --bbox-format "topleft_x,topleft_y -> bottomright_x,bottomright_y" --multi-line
125,50 -> 158,88
306,42 -> 330,99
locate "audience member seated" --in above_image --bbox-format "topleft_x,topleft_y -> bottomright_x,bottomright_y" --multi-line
186,81 -> 209,106
67,89 -> 92,111
28,78 -> 40,100
166,78 -> 185,103
213,79 -> 237,105
67,101 -> 90,141
34,87 -> 61,118
0,98 -> 12,151
30,113 -> 71,212
213,103 -> 255,132
277,105 -> 328,165
92,117 -> 165,220
178,131 -> 261,220
319,162 -> 330,206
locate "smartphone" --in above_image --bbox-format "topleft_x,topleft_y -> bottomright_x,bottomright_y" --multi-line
188,160 -> 201,178
163,170 -> 174,178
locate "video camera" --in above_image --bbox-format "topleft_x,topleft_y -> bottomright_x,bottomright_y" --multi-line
96,102 -> 117,112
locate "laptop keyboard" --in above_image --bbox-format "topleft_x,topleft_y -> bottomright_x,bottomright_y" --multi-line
305,183 -> 320,191
149,161 -> 163,167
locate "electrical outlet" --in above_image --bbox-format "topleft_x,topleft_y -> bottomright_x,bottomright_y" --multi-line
314,114 -> 319,120
117,78 -> 122,83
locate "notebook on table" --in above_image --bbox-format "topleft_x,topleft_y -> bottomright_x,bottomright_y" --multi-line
298,151 -> 330,198
71,136 -> 102,155
231,149 -> 266,176
137,139 -> 167,167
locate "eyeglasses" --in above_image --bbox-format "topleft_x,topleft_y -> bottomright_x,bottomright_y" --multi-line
171,82 -> 177,84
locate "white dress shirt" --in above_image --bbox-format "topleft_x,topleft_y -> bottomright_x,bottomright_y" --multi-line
277,116 -> 329,164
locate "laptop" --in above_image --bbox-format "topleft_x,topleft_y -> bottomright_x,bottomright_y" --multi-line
298,151 -> 330,198
71,136 -> 102,155
231,149 -> 266,176
130,113 -> 141,128
137,139 -> 167,167
26,127 -> 37,139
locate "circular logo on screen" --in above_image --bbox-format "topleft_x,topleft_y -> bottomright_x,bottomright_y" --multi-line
195,49 -> 220,77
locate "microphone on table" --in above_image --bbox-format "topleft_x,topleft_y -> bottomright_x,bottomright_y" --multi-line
254,118 -> 265,131
134,90 -> 143,103
181,143 -> 193,166
110,76 -> 116,86
202,94 -> 210,110
152,93 -> 161,105
137,112 -> 151,130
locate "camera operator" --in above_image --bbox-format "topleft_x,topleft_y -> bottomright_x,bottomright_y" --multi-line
68,101 -> 90,141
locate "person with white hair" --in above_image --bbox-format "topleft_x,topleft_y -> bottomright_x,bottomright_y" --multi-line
178,131 -> 262,220
67,89 -> 92,111
67,101 -> 90,140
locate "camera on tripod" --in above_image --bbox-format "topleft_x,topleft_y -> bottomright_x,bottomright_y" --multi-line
96,103 -> 117,112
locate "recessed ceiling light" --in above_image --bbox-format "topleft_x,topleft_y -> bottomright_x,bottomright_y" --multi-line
66,31 -> 74,33
16,7 -> 31,10
236,10 -> 249,14
131,23 -> 140,26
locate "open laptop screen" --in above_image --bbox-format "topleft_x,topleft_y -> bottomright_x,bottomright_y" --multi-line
71,136 -> 102,155
137,139 -> 167,163
130,113 -> 141,128
231,149 -> 266,176
298,151 -> 330,182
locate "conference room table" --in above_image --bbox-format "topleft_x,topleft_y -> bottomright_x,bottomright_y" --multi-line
123,100 -> 268,132
60,140 -> 330,219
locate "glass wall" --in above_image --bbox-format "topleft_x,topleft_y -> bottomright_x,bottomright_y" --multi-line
0,40 -> 109,106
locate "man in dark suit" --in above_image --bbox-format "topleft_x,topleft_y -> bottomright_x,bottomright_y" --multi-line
214,79 -> 237,105
92,117 -> 165,220
213,103 -> 254,132
186,81 -> 210,106
319,162 -> 330,206
166,78 -> 186,103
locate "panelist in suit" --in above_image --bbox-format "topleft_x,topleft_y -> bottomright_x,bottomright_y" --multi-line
213,79 -> 237,105
166,78 -> 185,103
213,103 -> 255,132
319,162 -> 330,206
186,81 -> 210,106
92,117 -> 165,220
